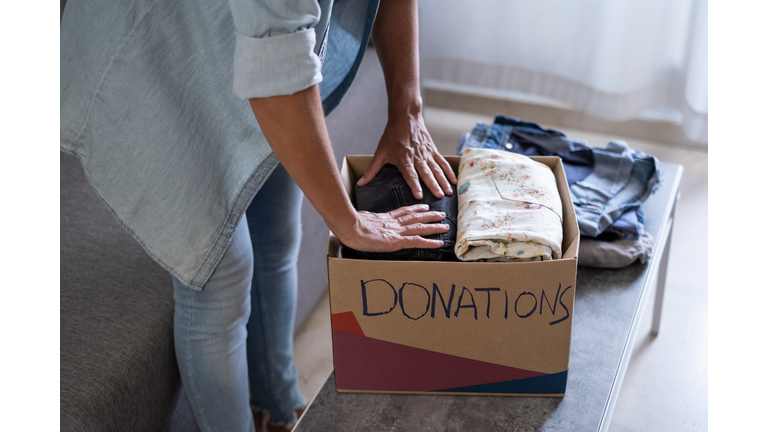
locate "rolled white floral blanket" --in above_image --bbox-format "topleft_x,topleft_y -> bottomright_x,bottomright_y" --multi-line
455,148 -> 563,262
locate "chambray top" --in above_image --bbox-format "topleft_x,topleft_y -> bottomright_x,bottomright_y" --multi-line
60,0 -> 379,289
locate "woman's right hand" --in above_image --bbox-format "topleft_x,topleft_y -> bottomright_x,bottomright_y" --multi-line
334,204 -> 449,253
249,85 -> 449,256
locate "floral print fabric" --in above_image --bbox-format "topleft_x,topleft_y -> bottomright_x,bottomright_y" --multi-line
455,148 -> 563,262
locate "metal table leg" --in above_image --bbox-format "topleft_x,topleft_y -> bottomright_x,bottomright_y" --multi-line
650,192 -> 680,336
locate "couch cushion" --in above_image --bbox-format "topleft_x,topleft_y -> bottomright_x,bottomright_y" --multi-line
60,152 -> 195,431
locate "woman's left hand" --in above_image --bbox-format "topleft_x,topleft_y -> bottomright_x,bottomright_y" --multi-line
356,113 -> 457,200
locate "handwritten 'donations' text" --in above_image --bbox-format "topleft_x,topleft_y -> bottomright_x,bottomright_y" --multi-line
359,279 -> 572,326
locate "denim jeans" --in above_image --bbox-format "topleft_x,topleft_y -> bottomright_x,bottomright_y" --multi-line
244,163 -> 306,426
173,164 -> 306,432
349,164 -> 459,261
596,208 -> 645,241
571,140 -> 659,237
458,115 -> 595,186
459,115 -> 660,238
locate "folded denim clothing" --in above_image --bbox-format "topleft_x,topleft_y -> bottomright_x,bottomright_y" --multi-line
570,141 -> 660,238
578,232 -> 653,268
348,164 -> 459,261
458,115 -> 595,186
595,208 -> 645,242
455,148 -> 563,262
458,115 -> 660,238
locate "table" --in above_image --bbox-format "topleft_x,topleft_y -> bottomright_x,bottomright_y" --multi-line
294,162 -> 683,432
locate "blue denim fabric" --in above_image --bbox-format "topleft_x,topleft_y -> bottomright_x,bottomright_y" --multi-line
596,208 -> 645,241
60,0 -> 379,290
349,165 -> 459,261
571,140 -> 659,237
173,214 -> 256,432
173,165 -> 306,431
458,115 -> 595,186
458,115 -> 660,238
578,208 -> 651,268
244,164 -> 306,426
62,0 -> 375,429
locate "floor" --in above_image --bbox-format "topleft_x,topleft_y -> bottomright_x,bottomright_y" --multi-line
292,105 -> 708,431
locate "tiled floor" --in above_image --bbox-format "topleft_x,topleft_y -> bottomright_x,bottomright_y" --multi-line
292,107 -> 708,431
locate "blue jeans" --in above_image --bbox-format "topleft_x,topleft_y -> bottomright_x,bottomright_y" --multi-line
458,115 -> 595,186
173,164 -> 306,431
570,140 -> 659,237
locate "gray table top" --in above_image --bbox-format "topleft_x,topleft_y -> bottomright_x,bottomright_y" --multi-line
295,162 -> 684,432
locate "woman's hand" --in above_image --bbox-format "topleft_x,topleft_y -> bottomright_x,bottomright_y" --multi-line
363,0 -> 458,201
356,114 -> 457,200
335,204 -> 449,253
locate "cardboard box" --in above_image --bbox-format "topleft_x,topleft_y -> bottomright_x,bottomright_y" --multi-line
327,155 -> 579,396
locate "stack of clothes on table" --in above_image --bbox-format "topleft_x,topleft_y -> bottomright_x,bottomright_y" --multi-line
457,115 -> 660,268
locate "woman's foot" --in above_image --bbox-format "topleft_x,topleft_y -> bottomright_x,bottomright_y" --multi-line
265,407 -> 306,432
252,408 -> 265,432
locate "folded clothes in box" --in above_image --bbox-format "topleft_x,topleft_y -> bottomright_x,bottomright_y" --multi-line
350,164 -> 459,261
455,148 -> 563,262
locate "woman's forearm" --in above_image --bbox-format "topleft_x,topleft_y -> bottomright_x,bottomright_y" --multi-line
358,0 -> 457,199
248,84 -> 449,252
371,0 -> 422,119
248,85 -> 357,239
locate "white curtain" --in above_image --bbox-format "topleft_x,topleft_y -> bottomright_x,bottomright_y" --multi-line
418,0 -> 708,144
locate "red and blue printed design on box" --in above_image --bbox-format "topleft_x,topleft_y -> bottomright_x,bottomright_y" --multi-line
331,310 -> 568,394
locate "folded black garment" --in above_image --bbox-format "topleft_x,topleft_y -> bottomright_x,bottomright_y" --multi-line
345,164 -> 459,261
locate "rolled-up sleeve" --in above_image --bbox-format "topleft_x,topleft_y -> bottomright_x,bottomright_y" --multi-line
229,0 -> 323,100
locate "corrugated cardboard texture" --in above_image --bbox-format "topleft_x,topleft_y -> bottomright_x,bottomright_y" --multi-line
327,155 -> 579,395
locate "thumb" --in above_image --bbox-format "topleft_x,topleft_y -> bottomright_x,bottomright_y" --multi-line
357,156 -> 386,187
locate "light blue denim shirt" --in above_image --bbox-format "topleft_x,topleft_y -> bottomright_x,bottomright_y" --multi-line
60,0 -> 379,289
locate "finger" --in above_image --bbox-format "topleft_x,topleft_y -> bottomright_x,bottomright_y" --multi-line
399,164 -> 424,200
435,153 -> 458,185
401,223 -> 451,237
416,161 -> 444,199
357,156 -> 388,187
398,235 -> 444,250
397,210 -> 446,225
387,204 -> 431,218
428,159 -> 453,196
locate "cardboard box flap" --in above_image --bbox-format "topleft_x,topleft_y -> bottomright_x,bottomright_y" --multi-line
328,232 -> 342,259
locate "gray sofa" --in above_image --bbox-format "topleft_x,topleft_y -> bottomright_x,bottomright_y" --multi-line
60,44 -> 389,430
60,152 -> 199,431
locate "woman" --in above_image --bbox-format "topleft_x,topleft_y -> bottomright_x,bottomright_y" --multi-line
60,0 -> 455,430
